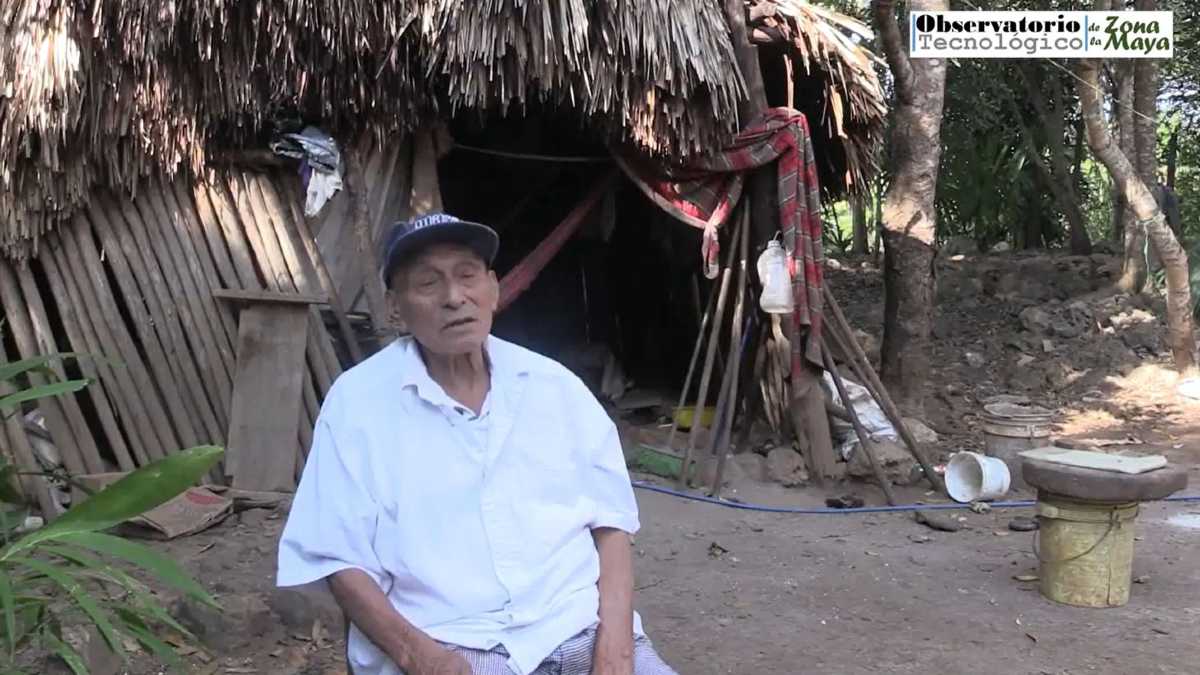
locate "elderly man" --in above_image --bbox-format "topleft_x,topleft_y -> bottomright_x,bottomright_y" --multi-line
278,213 -> 677,675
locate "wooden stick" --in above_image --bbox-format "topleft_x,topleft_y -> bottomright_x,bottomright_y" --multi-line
12,260 -> 110,475
201,179 -> 261,288
66,211 -> 185,458
39,239 -> 136,471
145,179 -> 235,427
665,275 -> 721,454
821,286 -> 945,493
230,173 -> 326,450
0,376 -> 59,516
257,177 -> 345,382
678,213 -> 744,488
185,178 -> 243,290
825,400 -> 853,423
0,262 -> 88,475
120,194 -> 225,443
166,175 -> 242,353
87,201 -> 200,456
821,336 -> 897,505
710,211 -> 751,497
344,150 -> 391,339
274,178 -> 364,363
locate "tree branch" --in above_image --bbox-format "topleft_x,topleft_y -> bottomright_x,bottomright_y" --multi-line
873,0 -> 914,100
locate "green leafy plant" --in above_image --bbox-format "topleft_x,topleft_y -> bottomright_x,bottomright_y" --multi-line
0,354 -> 224,674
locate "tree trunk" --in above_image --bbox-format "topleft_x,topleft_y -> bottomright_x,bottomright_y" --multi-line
851,194 -> 869,255
873,0 -> 947,417
1165,126 -> 1178,189
1077,57 -> 1198,376
1114,60 -> 1147,291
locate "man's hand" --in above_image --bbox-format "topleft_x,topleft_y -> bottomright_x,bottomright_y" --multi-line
409,643 -> 473,675
590,629 -> 634,675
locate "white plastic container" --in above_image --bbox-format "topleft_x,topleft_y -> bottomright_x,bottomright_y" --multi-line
946,451 -> 1011,503
757,239 -> 793,314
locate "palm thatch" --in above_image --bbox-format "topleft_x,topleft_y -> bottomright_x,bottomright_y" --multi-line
1,0 -> 885,257
750,0 -> 887,192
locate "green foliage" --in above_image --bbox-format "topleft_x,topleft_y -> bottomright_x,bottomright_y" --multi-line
0,357 -> 223,673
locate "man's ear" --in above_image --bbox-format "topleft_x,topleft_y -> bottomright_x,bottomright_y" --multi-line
385,289 -> 407,333
488,270 -> 500,312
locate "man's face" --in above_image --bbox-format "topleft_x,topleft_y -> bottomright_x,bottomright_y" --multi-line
388,242 -> 499,356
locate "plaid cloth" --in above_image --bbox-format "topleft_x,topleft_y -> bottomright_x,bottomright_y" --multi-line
414,626 -> 677,675
616,107 -> 825,371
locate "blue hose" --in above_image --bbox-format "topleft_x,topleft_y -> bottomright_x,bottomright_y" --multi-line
632,481 -> 1200,515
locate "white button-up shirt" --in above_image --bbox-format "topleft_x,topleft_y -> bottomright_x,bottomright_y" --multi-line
277,335 -> 643,675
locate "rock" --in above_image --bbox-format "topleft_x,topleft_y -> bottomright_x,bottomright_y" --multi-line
1017,277 -> 1054,302
847,439 -> 917,486
1007,367 -> 1047,391
964,351 -> 986,368
268,584 -> 345,633
172,597 -> 237,650
1057,274 -> 1093,299
1019,306 -> 1055,334
901,417 -> 939,444
46,627 -> 121,675
826,257 -> 844,270
1120,323 -> 1162,353
853,329 -> 879,361
1016,354 -> 1036,367
991,241 -> 1012,253
734,452 -> 768,482
765,447 -> 808,486
996,272 -> 1023,296
697,454 -> 744,488
932,313 -> 957,339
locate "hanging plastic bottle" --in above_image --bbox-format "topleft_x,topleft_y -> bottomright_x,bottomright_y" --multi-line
757,237 -> 793,314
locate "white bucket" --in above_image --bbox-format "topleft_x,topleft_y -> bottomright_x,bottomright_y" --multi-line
946,452 -> 1011,503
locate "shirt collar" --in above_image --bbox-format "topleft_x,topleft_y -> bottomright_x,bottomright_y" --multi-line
393,334 -> 529,406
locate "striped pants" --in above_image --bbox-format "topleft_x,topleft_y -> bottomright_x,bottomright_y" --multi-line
440,626 -> 677,675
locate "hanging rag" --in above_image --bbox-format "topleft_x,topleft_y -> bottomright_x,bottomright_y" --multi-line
270,127 -> 344,215
615,107 -> 825,371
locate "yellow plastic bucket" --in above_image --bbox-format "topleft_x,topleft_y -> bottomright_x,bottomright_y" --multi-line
673,405 -> 716,430
1036,497 -> 1139,608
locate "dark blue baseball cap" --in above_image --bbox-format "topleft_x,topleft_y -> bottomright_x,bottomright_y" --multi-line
379,213 -> 500,289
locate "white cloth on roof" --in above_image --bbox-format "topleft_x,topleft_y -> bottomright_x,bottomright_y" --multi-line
277,335 -> 643,675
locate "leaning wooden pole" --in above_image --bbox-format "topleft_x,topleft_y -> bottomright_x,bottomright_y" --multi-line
822,337 -> 897,506
710,213 -> 751,497
678,214 -> 744,489
666,278 -> 721,454
823,285 -> 945,493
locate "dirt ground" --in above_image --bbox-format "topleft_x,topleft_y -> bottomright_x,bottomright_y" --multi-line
122,251 -> 1200,675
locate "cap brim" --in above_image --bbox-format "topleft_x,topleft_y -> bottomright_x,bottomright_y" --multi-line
381,220 -> 499,288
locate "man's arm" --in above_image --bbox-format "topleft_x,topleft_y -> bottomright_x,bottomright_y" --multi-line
591,527 -> 635,675
329,569 -> 470,675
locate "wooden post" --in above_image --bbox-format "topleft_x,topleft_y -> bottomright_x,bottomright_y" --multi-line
216,289 -> 326,492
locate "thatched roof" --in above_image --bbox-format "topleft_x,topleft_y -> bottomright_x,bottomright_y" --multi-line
750,0 -> 887,192
1,0 -> 884,257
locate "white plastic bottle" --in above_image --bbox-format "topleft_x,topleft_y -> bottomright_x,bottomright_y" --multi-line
757,239 -> 793,314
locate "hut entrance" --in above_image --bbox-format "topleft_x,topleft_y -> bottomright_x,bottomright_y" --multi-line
438,113 -> 707,406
